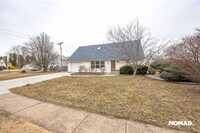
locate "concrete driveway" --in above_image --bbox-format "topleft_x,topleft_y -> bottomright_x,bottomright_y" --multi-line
0,72 -> 70,94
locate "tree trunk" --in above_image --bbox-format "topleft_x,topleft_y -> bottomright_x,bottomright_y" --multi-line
43,66 -> 48,72
133,68 -> 137,77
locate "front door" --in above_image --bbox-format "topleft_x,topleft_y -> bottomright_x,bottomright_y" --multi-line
111,60 -> 115,72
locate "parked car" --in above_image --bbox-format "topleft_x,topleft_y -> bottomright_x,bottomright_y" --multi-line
22,64 -> 40,71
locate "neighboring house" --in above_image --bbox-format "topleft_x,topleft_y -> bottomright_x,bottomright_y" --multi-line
68,40 -> 144,73
0,59 -> 6,67
49,56 -> 69,71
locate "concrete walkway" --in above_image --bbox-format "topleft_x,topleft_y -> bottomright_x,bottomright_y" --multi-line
0,72 -> 70,94
0,93 -> 185,133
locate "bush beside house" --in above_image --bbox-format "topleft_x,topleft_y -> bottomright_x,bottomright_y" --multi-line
120,65 -> 133,75
137,65 -> 148,75
120,65 -> 148,75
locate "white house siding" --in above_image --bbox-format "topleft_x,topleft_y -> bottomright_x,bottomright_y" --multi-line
68,62 -> 91,72
68,60 -> 127,73
104,61 -> 111,73
0,60 -> 6,67
81,62 -> 91,71
69,62 -> 80,72
115,60 -> 126,70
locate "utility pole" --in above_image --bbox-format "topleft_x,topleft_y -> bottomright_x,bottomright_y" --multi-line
57,42 -> 63,72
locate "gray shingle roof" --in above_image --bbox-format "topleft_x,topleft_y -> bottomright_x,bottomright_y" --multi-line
68,40 -> 144,62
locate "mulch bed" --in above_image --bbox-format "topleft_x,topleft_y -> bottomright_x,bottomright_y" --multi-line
71,72 -> 104,75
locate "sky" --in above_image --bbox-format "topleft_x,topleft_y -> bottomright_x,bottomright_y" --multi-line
0,0 -> 200,56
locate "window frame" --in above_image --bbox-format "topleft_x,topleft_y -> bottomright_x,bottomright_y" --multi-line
91,61 -> 95,68
91,61 -> 105,68
101,61 -> 105,68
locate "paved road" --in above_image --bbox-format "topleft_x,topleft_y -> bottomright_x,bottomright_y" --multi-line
0,72 -> 70,94
0,93 -> 185,133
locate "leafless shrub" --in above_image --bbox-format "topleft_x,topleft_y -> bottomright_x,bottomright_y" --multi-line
166,29 -> 200,82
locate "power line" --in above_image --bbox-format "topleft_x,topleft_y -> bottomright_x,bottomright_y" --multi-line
52,40 -> 74,48
0,32 -> 29,40
0,28 -> 76,52
0,28 -> 77,47
0,31 -> 29,38
0,35 -> 27,41
0,28 -> 32,37
0,28 -> 31,41
62,45 -> 75,50
0,33 -> 28,40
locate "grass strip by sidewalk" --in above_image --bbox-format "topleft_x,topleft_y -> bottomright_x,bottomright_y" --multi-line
0,71 -> 57,80
0,109 -> 51,133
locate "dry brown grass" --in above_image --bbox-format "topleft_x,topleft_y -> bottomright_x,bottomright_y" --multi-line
0,71 -> 57,80
11,76 -> 200,133
0,109 -> 51,133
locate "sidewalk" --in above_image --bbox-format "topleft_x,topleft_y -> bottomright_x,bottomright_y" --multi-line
0,93 -> 185,133
0,72 -> 70,94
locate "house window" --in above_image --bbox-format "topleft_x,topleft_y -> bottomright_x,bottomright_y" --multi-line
96,61 -> 100,68
101,61 -> 105,67
91,61 -> 105,68
91,61 -> 95,68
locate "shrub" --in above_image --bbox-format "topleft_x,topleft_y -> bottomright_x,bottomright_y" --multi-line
0,66 -> 6,71
120,65 -> 133,75
148,67 -> 157,75
160,66 -> 186,81
21,70 -> 26,73
8,64 -> 15,69
120,65 -> 148,75
150,59 -> 173,72
160,71 -> 183,81
79,65 -> 86,72
137,65 -> 148,75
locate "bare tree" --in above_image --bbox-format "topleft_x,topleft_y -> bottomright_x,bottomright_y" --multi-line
10,45 -> 21,56
144,39 -> 170,65
106,19 -> 169,76
10,45 -> 25,68
106,20 -> 145,76
24,33 -> 59,72
166,29 -> 200,82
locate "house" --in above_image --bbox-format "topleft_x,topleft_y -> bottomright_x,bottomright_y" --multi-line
0,59 -> 6,67
68,40 -> 144,73
49,56 -> 69,71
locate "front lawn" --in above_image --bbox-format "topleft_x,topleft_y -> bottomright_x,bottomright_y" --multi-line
0,109 -> 51,133
11,76 -> 200,133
